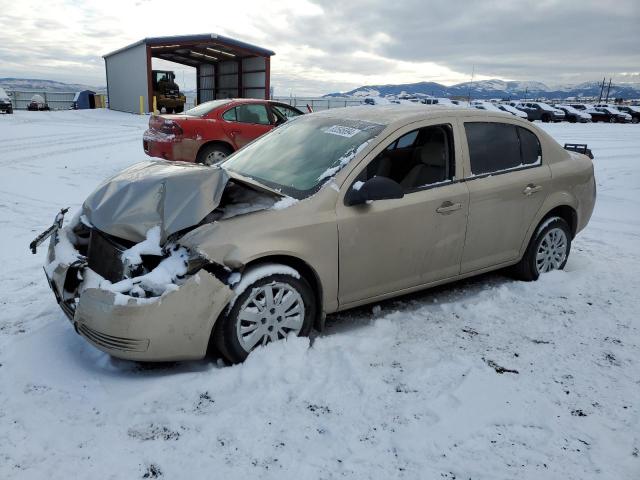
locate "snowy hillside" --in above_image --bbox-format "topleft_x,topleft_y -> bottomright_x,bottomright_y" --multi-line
327,79 -> 640,100
0,110 -> 639,479
0,78 -> 102,92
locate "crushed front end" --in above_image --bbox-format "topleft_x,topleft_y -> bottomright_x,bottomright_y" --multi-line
40,212 -> 233,361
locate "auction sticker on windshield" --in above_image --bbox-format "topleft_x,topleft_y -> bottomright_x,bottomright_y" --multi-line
324,125 -> 362,138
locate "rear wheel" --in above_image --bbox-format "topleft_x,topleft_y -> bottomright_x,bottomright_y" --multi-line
569,116 -> 576,123
196,143 -> 232,166
174,105 -> 184,114
609,116 -> 616,123
541,113 -> 551,123
632,117 -> 639,124
214,269 -> 315,363
512,217 -> 572,281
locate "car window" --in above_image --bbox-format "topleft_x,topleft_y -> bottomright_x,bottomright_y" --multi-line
396,130 -> 419,149
234,104 -> 271,125
224,117 -> 386,198
272,104 -> 302,119
518,127 -> 542,165
359,125 -> 455,192
222,108 -> 236,121
185,99 -> 232,117
465,122 -> 541,176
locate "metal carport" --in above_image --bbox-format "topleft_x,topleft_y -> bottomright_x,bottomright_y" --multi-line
103,34 -> 274,114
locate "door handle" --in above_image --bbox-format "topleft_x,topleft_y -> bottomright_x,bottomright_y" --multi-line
522,184 -> 542,196
436,201 -> 462,214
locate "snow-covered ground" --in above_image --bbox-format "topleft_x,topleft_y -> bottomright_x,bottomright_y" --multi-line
0,110 -> 639,479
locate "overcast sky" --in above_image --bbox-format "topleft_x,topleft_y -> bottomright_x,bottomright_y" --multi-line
0,0 -> 638,95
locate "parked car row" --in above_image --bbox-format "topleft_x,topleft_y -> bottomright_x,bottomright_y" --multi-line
471,99 -> 637,124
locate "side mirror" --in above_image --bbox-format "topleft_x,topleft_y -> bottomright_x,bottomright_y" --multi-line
345,176 -> 404,206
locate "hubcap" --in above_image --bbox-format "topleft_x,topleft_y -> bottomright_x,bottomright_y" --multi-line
204,150 -> 227,166
236,282 -> 304,352
536,228 -> 568,274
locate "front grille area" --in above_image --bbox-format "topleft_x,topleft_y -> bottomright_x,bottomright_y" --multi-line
87,229 -> 129,283
78,324 -> 150,353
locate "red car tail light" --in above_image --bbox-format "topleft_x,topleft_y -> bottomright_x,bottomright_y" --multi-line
160,120 -> 183,137
149,116 -> 183,137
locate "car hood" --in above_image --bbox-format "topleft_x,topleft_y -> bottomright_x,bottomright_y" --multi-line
82,160 -> 229,243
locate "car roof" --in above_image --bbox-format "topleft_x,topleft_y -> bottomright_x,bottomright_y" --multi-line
307,104 -> 515,127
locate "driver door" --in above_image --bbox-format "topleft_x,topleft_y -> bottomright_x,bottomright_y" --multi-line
336,120 -> 469,307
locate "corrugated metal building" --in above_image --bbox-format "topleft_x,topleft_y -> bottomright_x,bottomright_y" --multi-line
103,34 -> 275,114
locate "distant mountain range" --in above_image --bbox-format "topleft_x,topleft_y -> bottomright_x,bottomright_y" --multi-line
326,79 -> 640,100
0,78 -> 104,92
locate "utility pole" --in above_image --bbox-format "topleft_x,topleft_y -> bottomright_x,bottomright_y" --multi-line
605,77 -> 612,103
598,77 -> 606,103
467,65 -> 475,103
524,87 -> 528,102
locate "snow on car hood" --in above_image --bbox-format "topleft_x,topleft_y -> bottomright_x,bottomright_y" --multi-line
82,160 -> 229,243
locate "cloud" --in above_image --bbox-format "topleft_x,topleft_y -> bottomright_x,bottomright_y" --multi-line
0,0 -> 638,95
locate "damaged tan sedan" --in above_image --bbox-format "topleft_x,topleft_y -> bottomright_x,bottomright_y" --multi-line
33,105 -> 596,363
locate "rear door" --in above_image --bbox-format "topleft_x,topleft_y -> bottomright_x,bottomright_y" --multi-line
460,119 -> 551,273
221,103 -> 274,149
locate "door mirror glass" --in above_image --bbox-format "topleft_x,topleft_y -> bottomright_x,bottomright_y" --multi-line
345,176 -> 404,206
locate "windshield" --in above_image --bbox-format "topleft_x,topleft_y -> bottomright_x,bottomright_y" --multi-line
185,100 -> 232,117
223,115 -> 386,198
558,105 -> 578,114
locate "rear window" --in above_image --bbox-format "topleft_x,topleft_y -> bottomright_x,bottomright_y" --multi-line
465,122 -> 541,175
184,100 -> 232,117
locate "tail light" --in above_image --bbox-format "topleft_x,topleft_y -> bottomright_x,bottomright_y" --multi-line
149,116 -> 183,137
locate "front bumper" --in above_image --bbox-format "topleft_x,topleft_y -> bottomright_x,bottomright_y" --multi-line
45,242 -> 233,361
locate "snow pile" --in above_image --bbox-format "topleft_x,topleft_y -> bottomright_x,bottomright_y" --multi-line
120,225 -> 162,265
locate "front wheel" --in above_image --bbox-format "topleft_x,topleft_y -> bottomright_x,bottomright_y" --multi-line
632,117 -> 639,124
512,217 -> 572,281
214,269 -> 315,363
609,117 -> 616,123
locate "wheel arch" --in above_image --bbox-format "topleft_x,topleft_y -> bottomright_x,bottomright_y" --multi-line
241,254 -> 326,331
521,201 -> 578,256
196,140 -> 235,161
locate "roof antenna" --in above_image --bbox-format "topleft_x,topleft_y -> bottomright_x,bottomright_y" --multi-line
467,65 -> 475,103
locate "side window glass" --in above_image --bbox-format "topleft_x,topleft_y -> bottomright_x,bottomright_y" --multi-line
395,130 -> 418,149
465,122 -> 521,175
235,104 -> 270,125
273,104 -> 301,119
222,108 -> 236,121
517,127 -> 542,165
360,125 -> 454,192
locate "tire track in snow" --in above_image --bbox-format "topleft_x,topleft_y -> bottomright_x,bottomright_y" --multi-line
2,131 -> 142,154
0,134 -> 143,166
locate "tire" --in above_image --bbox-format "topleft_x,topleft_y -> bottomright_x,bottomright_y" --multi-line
165,107 -> 174,114
214,270 -> 316,363
511,217 -> 572,281
196,143 -> 232,166
609,117 -> 616,123
541,114 -> 551,123
174,105 -> 184,114
632,117 -> 639,124
569,116 -> 576,123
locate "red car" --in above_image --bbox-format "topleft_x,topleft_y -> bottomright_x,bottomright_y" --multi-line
143,99 -> 304,165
